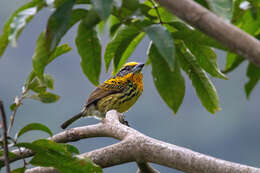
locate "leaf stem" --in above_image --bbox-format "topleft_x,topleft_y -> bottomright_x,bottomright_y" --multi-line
8,88 -> 29,134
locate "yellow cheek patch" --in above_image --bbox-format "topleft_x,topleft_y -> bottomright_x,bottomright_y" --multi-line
105,74 -> 131,85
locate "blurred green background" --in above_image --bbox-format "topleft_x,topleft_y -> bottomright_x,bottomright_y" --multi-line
1,0 -> 260,172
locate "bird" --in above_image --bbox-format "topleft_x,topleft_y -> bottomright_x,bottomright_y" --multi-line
61,62 -> 145,129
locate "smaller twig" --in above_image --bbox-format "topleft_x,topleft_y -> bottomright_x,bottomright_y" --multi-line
149,0 -> 163,24
8,87 -> 29,134
0,100 -> 11,173
8,109 -> 18,134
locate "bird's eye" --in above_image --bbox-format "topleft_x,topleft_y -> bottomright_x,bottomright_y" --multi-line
116,65 -> 135,77
124,66 -> 131,71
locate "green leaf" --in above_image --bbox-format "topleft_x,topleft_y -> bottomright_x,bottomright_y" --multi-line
115,32 -> 145,73
76,0 -> 91,4
57,0 -> 89,6
10,103 -> 18,111
27,76 -> 46,93
232,8 -> 260,35
16,139 -> 73,157
140,3 -> 157,20
65,144 -> 80,155
245,63 -> 260,98
231,0 -> 244,23
24,71 -> 36,88
76,22 -> 101,86
109,15 -> 121,37
34,140 -> 78,155
121,0 -> 139,13
30,41 -> 69,92
16,123 -> 53,139
32,32 -> 49,79
207,0 -> 233,21
0,139 -> 11,148
104,25 -> 140,72
194,0 -> 210,9
43,74 -> 54,90
110,22 -> 121,37
149,43 -> 185,113
0,0 -> 45,58
47,44 -> 72,65
224,52 -> 244,73
33,33 -> 72,79
170,21 -> 226,50
69,9 -> 88,27
30,92 -> 60,103
91,0 -> 113,20
145,24 -> 175,70
177,43 -> 221,114
25,73 -> 55,93
38,92 -> 60,103
46,0 -> 75,52
113,0 -> 139,20
11,167 -> 26,173
0,150 -> 16,168
185,42 -> 228,80
0,150 -> 16,159
30,83 -> 46,93
98,21 -> 105,33
8,7 -> 38,47
248,1 -> 260,20
81,9 -> 101,29
32,155 -> 102,173
148,4 -> 177,23
17,139 -> 102,173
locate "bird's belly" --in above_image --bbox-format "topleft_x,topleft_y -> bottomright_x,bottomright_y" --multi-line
116,92 -> 141,113
97,90 -> 141,114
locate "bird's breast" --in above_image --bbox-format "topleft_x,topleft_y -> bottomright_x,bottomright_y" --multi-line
132,73 -> 143,92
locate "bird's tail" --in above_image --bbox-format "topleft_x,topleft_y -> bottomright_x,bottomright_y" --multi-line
60,112 -> 84,129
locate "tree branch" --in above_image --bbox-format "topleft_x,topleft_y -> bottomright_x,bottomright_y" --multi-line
2,110 -> 259,173
156,0 -> 260,67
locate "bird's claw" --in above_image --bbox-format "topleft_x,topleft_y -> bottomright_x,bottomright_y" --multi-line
118,113 -> 130,127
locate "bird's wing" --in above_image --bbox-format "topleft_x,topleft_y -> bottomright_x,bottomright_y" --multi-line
86,78 -> 127,107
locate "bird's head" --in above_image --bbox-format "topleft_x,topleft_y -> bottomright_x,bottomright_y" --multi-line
116,62 -> 145,77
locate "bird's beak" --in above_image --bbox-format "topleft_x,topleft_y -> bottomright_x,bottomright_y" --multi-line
133,63 -> 145,73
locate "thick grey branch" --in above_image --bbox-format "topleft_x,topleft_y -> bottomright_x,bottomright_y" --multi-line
3,110 -> 260,173
156,0 -> 260,67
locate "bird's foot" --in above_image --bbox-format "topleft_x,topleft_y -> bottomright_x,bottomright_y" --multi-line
118,113 -> 130,127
